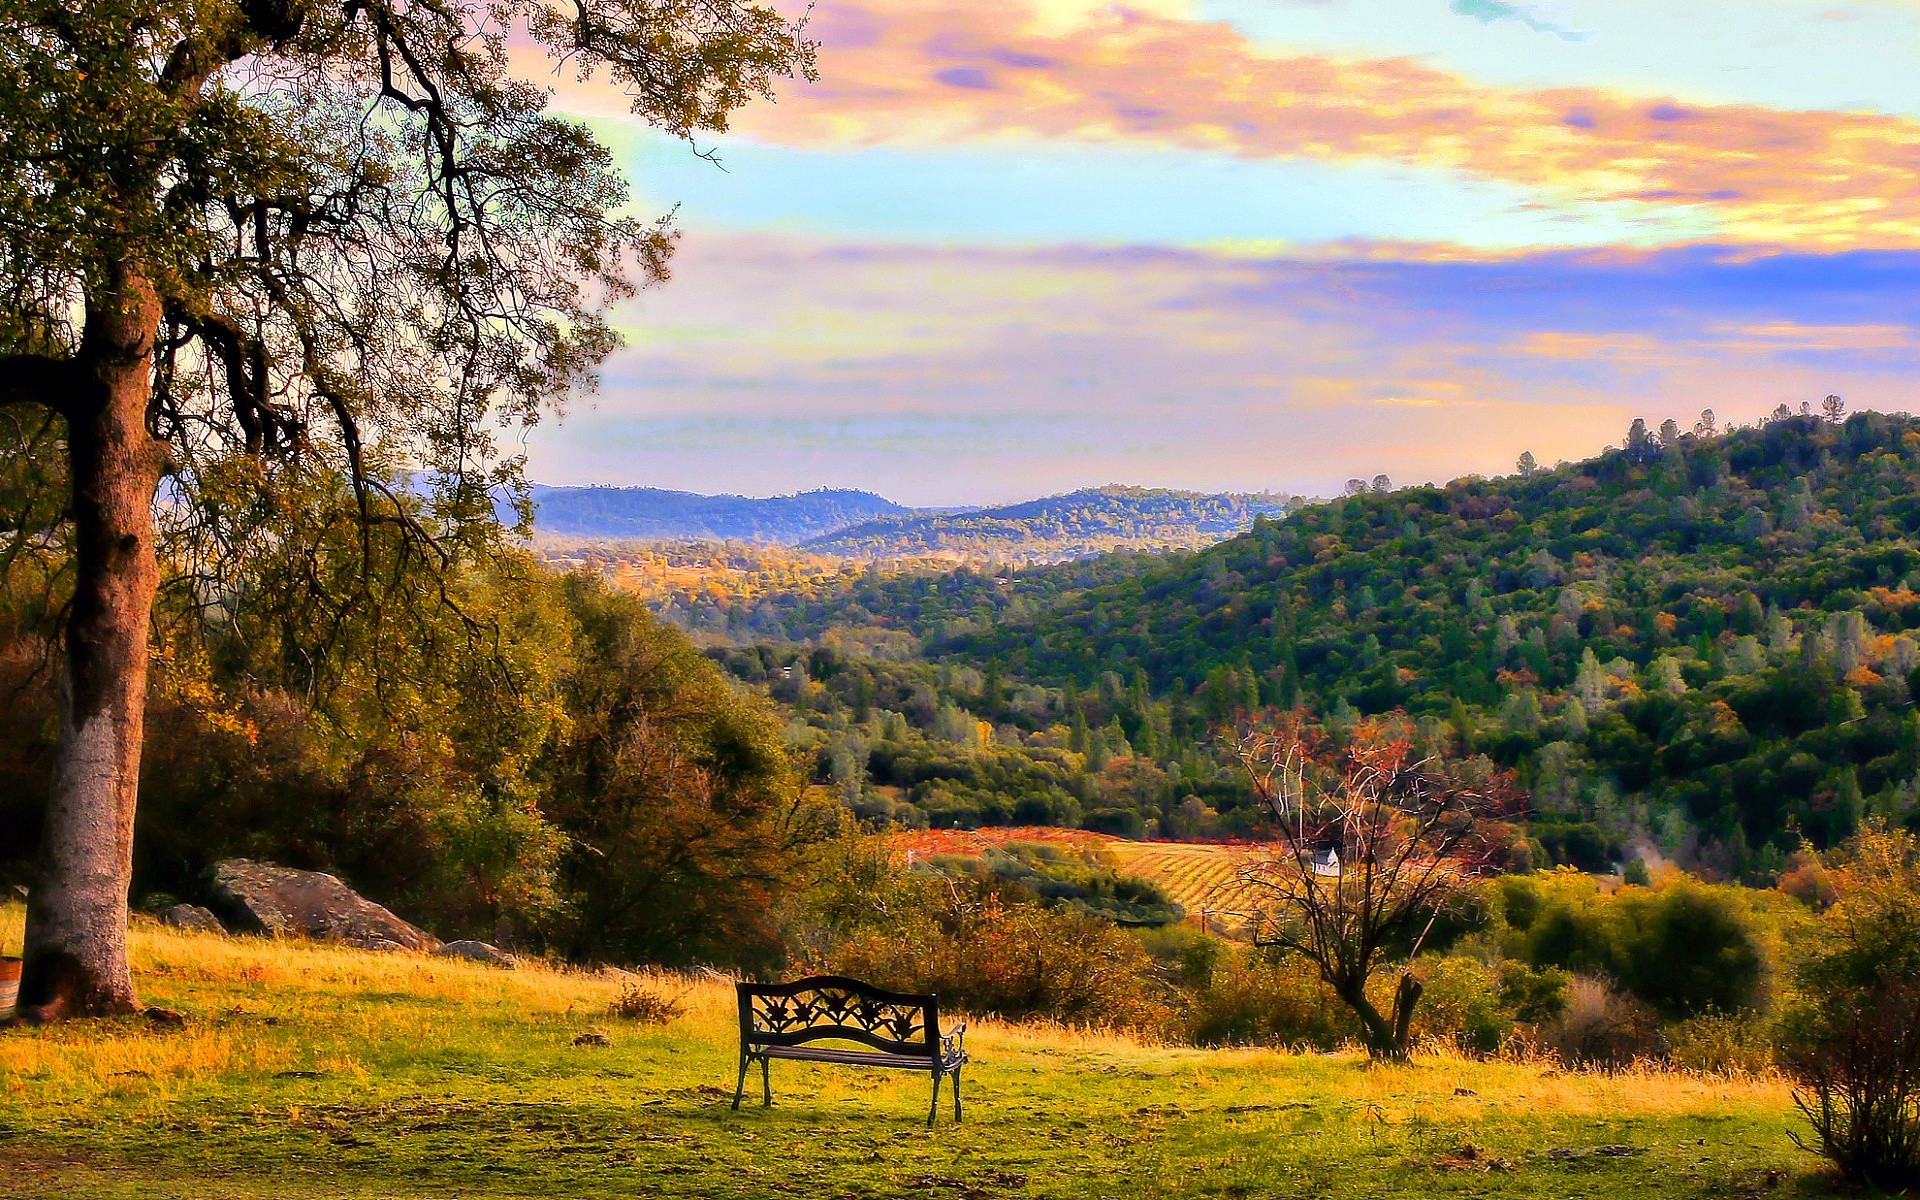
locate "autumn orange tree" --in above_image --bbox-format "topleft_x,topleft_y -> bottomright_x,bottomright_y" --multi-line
1235,714 -> 1520,1060
0,0 -> 812,1020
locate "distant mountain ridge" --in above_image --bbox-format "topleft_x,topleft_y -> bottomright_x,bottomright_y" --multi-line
800,486 -> 1293,563
526,485 -> 917,542
528,483 -> 1293,559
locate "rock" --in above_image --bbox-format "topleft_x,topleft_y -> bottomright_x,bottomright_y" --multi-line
161,904 -> 226,934
206,859 -> 437,952
433,940 -> 517,969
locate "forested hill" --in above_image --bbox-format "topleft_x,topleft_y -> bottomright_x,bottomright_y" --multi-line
925,410 -> 1920,871
800,486 -> 1293,563
527,485 -> 913,541
723,410 -> 1920,878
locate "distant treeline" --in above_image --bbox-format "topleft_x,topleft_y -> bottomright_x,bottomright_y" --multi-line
798,486 -> 1294,564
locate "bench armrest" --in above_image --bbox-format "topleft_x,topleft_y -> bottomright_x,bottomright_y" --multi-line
941,1022 -> 967,1060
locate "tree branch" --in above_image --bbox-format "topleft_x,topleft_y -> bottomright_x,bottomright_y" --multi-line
0,353 -> 78,415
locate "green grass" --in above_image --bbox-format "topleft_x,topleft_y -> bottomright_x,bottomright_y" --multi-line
0,908 -> 1827,1199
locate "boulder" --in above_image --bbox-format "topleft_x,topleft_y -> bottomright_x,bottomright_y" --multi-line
206,859 -> 437,952
433,940 -> 517,969
162,903 -> 226,934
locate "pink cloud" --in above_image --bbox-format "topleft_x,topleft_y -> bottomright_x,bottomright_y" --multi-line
674,0 -> 1920,249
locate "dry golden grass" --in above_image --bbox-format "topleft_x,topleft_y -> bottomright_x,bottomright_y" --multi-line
0,903 -> 1813,1200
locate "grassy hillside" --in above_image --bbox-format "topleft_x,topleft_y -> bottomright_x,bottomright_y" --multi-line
802,486 -> 1293,565
0,911 -> 1810,1199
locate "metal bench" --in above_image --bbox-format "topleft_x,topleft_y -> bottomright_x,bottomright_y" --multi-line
733,975 -> 968,1125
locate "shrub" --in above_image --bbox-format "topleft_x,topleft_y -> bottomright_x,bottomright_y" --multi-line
1514,875 -> 1768,1018
1782,827 -> 1920,1187
1185,954 -> 1351,1049
828,887 -> 1172,1029
1535,974 -> 1665,1068
1668,1012 -> 1775,1076
1133,922 -> 1226,990
1495,959 -> 1571,1024
609,982 -> 686,1024
1408,956 -> 1514,1055
1609,882 -> 1767,1018
1784,983 -> 1920,1187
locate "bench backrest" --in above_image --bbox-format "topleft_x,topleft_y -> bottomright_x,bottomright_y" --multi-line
737,975 -> 940,1057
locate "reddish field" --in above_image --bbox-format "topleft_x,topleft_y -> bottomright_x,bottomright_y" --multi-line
888,826 -> 1119,857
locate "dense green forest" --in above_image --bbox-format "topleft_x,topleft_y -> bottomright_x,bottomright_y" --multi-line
702,410 -> 1920,881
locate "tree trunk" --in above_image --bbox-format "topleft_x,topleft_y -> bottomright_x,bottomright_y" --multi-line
17,266 -> 164,1021
1339,982 -> 1403,1061
1388,970 -> 1423,1058
1338,970 -> 1423,1062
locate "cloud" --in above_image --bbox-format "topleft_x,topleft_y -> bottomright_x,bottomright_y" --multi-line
1449,0 -> 1591,42
526,232 -> 1920,501
634,0 -> 1920,251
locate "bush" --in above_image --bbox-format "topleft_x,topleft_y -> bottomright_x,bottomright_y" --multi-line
609,982 -> 686,1024
1535,975 -> 1665,1068
1496,959 -> 1571,1024
1668,1012 -> 1775,1075
1133,922 -> 1226,990
1510,874 -> 1768,1018
1184,953 -> 1351,1049
1408,957 -> 1514,1055
827,884 -> 1172,1029
1785,983 -> 1920,1187
1782,827 -> 1920,1187
1609,882 -> 1767,1018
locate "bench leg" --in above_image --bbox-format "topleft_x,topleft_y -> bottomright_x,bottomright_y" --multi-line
928,1070 -> 942,1127
953,1066 -> 962,1123
732,1052 -> 748,1111
761,1054 -> 772,1106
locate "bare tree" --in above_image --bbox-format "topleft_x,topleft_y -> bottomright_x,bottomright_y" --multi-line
1693,408 -> 1718,438
1515,450 -> 1538,476
1824,394 -> 1848,425
1234,714 -> 1520,1060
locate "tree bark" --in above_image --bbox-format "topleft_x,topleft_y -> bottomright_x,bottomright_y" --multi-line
1339,981 -> 1400,1060
1338,971 -> 1421,1062
1388,971 -> 1423,1059
17,265 -> 164,1021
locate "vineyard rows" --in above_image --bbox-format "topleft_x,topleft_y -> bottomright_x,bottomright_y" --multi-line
1102,842 -> 1262,932
887,828 -> 1265,935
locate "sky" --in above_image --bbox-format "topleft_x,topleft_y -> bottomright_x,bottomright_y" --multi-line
516,0 -> 1920,504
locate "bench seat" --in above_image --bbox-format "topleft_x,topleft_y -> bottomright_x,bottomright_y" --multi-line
734,975 -> 968,1124
758,1044 -> 965,1070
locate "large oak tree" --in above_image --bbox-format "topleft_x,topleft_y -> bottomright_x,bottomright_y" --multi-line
0,0 -> 811,1018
